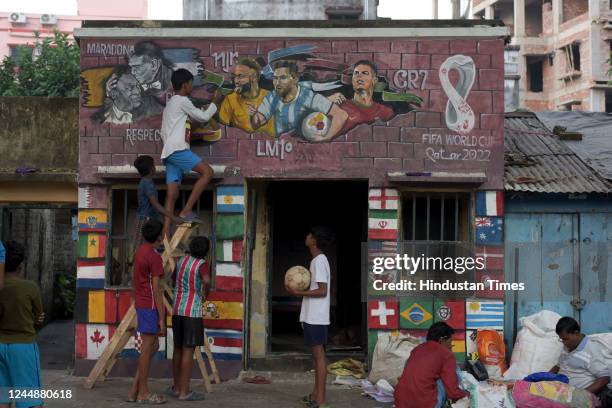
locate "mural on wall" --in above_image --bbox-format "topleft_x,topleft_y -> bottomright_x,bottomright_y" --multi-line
81,40 -> 429,142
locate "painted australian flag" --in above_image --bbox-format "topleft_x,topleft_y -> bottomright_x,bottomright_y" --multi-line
475,216 -> 503,246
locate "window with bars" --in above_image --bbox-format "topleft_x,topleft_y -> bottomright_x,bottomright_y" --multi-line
400,192 -> 474,296
108,187 -> 213,287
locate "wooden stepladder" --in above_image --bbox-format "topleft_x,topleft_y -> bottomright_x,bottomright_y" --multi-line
84,222 -> 221,390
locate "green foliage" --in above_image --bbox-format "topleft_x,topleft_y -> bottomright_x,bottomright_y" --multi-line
0,31 -> 80,97
53,273 -> 76,318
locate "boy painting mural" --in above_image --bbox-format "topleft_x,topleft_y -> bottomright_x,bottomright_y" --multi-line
286,227 -> 335,408
160,69 -> 223,239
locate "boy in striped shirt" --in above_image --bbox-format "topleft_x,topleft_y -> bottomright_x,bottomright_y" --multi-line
170,236 -> 211,401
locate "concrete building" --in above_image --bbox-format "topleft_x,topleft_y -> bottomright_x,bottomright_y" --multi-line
472,0 -> 612,112
183,0 -> 378,20
74,19 -> 507,379
0,0 -> 147,60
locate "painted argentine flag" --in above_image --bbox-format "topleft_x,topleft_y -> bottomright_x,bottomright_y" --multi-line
217,186 -> 245,213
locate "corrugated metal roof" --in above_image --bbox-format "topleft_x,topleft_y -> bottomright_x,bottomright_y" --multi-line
504,113 -> 612,193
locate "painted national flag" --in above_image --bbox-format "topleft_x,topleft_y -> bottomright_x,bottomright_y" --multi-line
216,240 -> 243,262
162,48 -> 204,86
87,289 -> 118,324
120,331 -> 166,359
75,323 -> 115,360
216,214 -> 244,240
434,299 -> 465,330
80,67 -> 116,107
217,186 -> 245,213
205,329 -> 243,361
475,217 -> 503,246
78,186 -> 91,209
78,233 -> 107,259
368,299 -> 399,329
452,331 -> 466,363
466,300 -> 504,330
476,191 -> 504,216
399,298 -> 433,329
78,209 -> 108,232
474,246 -> 504,270
476,270 -> 505,299
215,262 -> 243,291
203,291 -> 243,330
369,188 -> 399,210
368,241 -> 399,288
368,210 -> 398,240
77,259 -> 105,289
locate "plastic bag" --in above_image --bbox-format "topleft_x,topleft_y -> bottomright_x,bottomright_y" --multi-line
504,310 -> 563,380
368,332 -> 421,386
512,380 -> 600,408
476,330 -> 507,379
458,371 -> 515,408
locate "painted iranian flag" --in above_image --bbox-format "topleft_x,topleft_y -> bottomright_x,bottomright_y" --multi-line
368,210 -> 398,240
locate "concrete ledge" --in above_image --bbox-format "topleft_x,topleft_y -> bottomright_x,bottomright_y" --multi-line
0,172 -> 77,184
387,171 -> 487,185
96,165 -> 227,179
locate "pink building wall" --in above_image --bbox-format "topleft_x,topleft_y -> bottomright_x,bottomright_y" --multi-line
0,0 -> 147,59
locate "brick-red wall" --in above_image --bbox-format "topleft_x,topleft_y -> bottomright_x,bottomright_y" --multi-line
79,37 -> 505,189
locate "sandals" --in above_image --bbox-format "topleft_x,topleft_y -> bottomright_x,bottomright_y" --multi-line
243,375 -> 271,384
178,391 -> 206,401
136,393 -> 166,404
163,386 -> 179,398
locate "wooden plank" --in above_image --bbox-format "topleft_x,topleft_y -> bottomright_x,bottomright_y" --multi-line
195,350 -> 213,393
202,337 -> 221,384
84,305 -> 136,389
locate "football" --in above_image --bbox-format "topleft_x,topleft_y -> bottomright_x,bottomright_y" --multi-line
284,265 -> 311,291
301,111 -> 330,141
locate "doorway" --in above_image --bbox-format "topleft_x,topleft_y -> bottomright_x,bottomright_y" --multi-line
268,181 -> 368,353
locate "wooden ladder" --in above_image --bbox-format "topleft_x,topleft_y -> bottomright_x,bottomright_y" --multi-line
84,222 -> 221,390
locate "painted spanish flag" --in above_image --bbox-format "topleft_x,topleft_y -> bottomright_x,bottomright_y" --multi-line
78,233 -> 107,259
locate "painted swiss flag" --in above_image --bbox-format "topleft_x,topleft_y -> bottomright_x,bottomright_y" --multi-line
368,299 -> 399,329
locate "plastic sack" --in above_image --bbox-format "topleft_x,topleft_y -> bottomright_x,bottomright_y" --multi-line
477,330 -> 507,379
504,310 -> 563,380
368,332 -> 421,386
512,380 -> 600,408
458,371 -> 515,408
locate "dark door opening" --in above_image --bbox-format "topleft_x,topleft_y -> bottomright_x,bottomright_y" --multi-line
269,181 -> 368,353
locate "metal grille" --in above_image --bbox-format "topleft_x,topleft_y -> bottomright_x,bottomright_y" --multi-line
402,193 -> 468,242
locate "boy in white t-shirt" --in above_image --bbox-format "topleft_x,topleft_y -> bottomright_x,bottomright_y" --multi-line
286,227 -> 335,408
160,68 -> 223,238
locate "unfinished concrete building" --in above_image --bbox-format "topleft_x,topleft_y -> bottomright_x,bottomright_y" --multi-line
472,0 -> 612,112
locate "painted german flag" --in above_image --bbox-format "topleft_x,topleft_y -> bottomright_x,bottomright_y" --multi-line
78,233 -> 107,259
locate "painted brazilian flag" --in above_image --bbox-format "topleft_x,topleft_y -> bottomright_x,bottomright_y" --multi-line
399,298 -> 433,329
216,214 -> 244,239
78,233 -> 107,259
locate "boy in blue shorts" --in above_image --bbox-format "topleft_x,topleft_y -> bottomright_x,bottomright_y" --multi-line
0,241 -> 45,408
160,68 -> 223,239
128,220 -> 166,404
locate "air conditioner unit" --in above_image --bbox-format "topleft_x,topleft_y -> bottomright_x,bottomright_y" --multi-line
40,14 -> 57,25
9,12 -> 27,24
